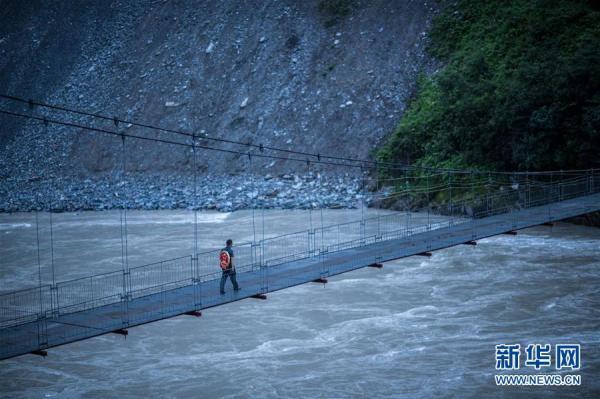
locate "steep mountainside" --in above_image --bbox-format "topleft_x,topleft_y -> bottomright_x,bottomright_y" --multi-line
0,0 -> 437,181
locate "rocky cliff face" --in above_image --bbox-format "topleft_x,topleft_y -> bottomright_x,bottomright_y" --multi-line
0,0 -> 437,211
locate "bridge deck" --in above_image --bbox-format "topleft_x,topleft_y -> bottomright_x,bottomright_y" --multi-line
1,192 -> 599,360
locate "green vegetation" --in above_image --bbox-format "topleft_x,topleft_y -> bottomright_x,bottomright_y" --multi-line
378,0 -> 600,172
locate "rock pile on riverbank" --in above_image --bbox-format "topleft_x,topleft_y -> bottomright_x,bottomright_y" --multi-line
0,172 -> 372,212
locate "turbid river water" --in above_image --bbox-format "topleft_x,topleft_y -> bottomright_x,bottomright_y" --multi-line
0,209 -> 599,398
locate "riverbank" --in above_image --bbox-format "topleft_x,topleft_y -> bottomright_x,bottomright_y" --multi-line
0,172 -> 370,213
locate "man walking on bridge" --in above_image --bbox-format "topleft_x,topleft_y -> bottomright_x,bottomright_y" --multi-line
220,239 -> 240,294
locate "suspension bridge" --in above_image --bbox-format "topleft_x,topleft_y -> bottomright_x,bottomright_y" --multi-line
0,94 -> 599,361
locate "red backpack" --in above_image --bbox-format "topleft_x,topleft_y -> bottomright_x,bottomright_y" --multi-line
219,250 -> 231,270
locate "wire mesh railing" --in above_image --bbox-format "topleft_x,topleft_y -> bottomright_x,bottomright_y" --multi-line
0,286 -> 52,328
55,270 -> 124,316
262,230 -> 312,266
129,255 -> 194,300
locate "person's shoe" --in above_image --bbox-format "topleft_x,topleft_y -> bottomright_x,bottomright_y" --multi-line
234,287 -> 241,292
220,291 -> 225,295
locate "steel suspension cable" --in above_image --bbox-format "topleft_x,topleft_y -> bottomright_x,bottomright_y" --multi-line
0,94 -> 415,171
0,109 -> 383,171
3,93 -> 595,176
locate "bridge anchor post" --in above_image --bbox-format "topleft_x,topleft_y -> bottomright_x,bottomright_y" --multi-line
312,278 -> 328,284
30,350 -> 47,357
368,263 -> 383,268
112,329 -> 128,336
417,252 -> 432,257
251,294 -> 267,300
463,241 -> 477,246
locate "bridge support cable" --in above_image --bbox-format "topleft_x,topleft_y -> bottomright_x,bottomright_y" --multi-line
49,185 -> 57,316
249,153 -> 263,292
191,136 -> 202,309
360,166 -> 365,245
318,164 -> 327,280
192,138 -> 198,266
31,102 -> 49,344
469,171 -> 476,239
426,172 -> 431,232
250,154 -> 257,245
448,171 -> 453,226
34,200 -> 48,349
117,123 -> 131,329
32,101 -> 45,301
254,155 -> 267,295
2,95 -> 600,179
307,161 -> 313,233
306,160 -> 317,275
376,170 -> 381,239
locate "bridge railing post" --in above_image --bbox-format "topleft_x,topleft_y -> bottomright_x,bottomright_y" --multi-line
427,208 -> 431,231
251,242 -> 260,271
308,230 -> 315,257
558,182 -> 562,201
360,219 -> 366,245
191,254 -> 202,309
50,284 -> 59,319
120,269 -> 130,328
36,312 -> 48,350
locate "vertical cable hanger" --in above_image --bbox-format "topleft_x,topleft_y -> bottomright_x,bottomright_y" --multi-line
376,162 -> 381,237
116,117 -> 130,328
448,171 -> 452,221
319,163 -> 324,251
35,210 -> 43,303
250,153 -> 257,244
117,119 -> 128,277
259,145 -> 265,245
34,208 -> 46,347
426,171 -> 430,229
192,135 -> 198,258
191,134 -> 201,308
307,159 -> 313,232
32,103 -> 47,316
47,140 -> 57,312
48,175 -> 57,312
360,165 -> 364,226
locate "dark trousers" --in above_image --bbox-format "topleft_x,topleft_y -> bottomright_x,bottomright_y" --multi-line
220,269 -> 239,293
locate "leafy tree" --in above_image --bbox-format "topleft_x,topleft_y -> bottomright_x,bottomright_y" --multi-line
379,0 -> 600,172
